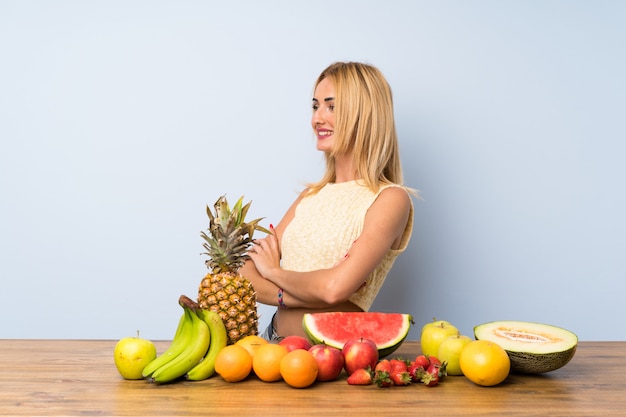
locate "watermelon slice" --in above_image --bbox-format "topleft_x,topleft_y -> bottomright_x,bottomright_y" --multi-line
302,312 -> 413,357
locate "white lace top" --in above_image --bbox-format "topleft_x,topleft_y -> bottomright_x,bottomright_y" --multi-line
281,180 -> 413,311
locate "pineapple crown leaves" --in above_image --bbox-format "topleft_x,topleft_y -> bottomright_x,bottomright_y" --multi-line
201,195 -> 270,272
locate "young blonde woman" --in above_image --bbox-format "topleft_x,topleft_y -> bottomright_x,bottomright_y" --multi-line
242,61 -> 415,340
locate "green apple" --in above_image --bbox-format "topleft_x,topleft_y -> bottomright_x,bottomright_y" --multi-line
438,334 -> 472,375
420,319 -> 459,358
113,332 -> 157,380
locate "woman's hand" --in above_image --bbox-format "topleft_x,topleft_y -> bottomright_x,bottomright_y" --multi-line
248,225 -> 282,281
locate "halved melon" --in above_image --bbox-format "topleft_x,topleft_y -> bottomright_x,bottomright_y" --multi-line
302,312 -> 413,357
474,321 -> 577,374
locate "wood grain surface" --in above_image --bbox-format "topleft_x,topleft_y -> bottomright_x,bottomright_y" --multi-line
0,340 -> 624,416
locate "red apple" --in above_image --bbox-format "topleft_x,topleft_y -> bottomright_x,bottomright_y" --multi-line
342,337 -> 379,375
278,335 -> 312,352
308,343 -> 345,382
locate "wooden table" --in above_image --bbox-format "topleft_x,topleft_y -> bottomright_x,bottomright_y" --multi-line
0,340 -> 624,416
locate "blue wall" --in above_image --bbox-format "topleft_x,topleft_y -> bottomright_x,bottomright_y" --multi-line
1,1 -> 624,341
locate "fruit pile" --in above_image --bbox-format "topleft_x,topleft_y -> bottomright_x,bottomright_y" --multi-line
336,318 -> 512,388
114,314 -> 577,388
216,334 -> 444,388
113,195 -> 578,388
346,349 -> 448,388
420,318 -> 511,387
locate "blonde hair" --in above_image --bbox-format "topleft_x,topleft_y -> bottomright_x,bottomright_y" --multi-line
307,62 -> 412,195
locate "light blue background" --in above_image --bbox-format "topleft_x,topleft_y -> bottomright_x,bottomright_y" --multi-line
1,1 -> 624,341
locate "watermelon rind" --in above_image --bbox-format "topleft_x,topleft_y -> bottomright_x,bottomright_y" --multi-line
474,320 -> 578,374
302,312 -> 413,357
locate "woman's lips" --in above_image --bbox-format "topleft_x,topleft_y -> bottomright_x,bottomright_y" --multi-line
317,129 -> 333,139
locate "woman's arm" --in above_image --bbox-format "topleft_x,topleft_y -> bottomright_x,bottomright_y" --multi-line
248,186 -> 411,308
238,189 -> 309,306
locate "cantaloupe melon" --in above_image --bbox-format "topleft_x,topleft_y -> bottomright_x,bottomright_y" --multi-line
302,312 -> 413,357
474,320 -> 577,374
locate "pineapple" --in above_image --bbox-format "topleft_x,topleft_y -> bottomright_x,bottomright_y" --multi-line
197,195 -> 268,345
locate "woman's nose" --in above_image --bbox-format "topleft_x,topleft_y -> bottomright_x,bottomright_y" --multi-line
311,109 -> 322,125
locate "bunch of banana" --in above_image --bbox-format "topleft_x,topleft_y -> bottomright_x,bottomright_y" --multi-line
142,295 -> 227,384
186,308 -> 227,381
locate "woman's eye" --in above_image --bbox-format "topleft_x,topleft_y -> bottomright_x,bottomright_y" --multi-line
312,104 -> 319,111
328,104 -> 335,112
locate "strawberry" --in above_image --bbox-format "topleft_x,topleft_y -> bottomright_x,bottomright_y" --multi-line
347,368 -> 373,385
408,361 -> 426,383
414,354 -> 431,369
373,370 -> 392,388
374,359 -> 392,374
374,359 -> 391,388
389,358 -> 409,373
428,356 -> 442,368
373,359 -> 393,387
386,359 -> 410,386
389,370 -> 412,386
429,357 -> 447,378
421,364 -> 440,387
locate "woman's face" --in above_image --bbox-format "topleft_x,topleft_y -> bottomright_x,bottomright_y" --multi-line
311,77 -> 336,153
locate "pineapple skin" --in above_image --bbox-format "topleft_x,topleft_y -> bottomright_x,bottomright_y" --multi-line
198,271 -> 258,345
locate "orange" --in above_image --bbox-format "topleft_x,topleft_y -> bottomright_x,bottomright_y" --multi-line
459,340 -> 511,386
235,335 -> 269,359
252,343 -> 289,382
279,349 -> 318,388
214,344 -> 252,382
